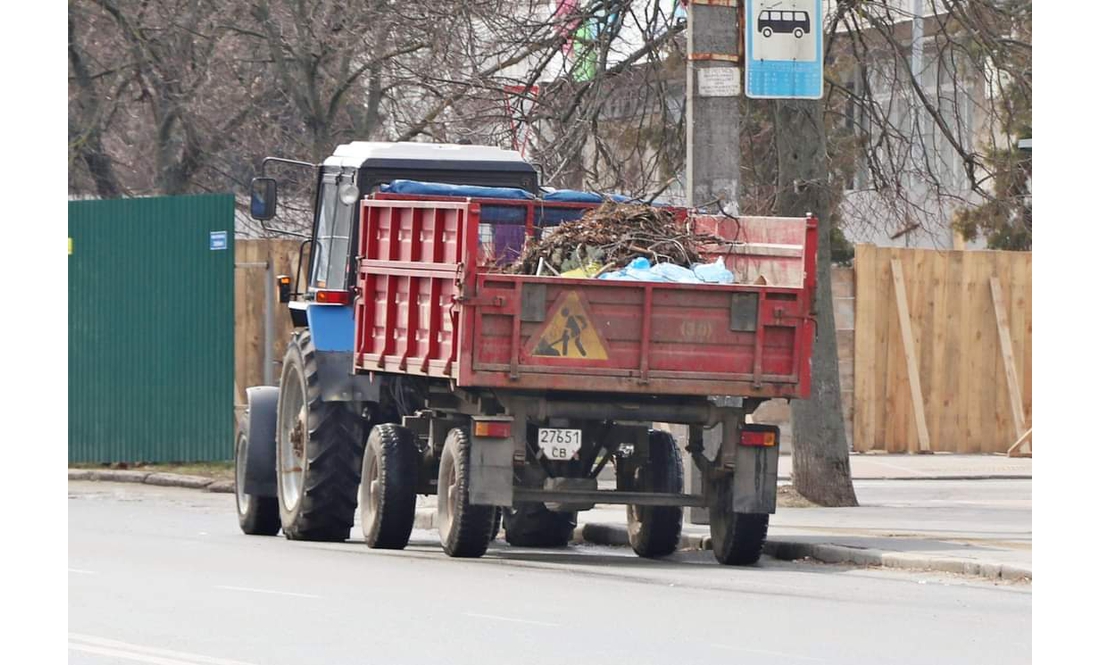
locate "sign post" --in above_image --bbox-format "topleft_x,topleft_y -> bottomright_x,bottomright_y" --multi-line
685,1 -> 741,210
684,0 -> 742,523
744,0 -> 824,99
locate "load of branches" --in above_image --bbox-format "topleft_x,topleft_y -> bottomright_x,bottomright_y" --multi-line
508,202 -> 725,276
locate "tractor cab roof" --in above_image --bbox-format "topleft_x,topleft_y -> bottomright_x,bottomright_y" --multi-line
322,141 -> 535,173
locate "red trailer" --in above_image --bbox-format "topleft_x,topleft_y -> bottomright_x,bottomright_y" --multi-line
355,196 -> 815,397
350,193 -> 818,564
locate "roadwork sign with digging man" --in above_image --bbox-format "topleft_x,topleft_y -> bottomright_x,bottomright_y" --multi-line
530,291 -> 609,361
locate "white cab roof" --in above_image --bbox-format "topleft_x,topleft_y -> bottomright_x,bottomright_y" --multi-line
322,141 -> 530,169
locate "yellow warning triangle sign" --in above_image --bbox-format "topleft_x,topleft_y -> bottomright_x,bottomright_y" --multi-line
530,291 -> 609,360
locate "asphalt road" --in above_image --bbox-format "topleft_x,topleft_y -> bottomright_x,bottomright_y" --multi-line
69,481 -> 1031,665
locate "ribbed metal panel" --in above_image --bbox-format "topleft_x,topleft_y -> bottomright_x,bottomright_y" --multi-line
69,194 -> 235,462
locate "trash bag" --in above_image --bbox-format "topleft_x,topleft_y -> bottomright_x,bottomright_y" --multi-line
690,258 -> 736,284
598,257 -> 735,285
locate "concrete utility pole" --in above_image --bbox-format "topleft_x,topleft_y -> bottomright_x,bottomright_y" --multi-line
685,1 -> 742,210
684,1 -> 742,522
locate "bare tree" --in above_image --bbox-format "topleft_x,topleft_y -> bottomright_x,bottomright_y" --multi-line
68,8 -> 128,199
825,0 -> 1031,246
68,1 -> 255,195
68,0 -> 1028,256
68,1 -> 688,205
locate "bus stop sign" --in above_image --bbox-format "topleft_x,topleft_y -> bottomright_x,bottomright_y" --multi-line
745,0 -> 824,99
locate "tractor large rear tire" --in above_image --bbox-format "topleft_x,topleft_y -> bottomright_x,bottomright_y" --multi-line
624,430 -> 684,558
275,331 -> 366,542
437,427 -> 495,558
360,424 -> 420,549
503,504 -> 576,548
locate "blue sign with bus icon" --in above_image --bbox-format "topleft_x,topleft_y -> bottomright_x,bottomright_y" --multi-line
745,0 -> 823,99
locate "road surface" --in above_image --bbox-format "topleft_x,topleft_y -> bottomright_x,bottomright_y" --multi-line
69,481 -> 1030,665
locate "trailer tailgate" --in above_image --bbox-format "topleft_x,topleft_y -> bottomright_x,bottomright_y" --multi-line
460,275 -> 811,398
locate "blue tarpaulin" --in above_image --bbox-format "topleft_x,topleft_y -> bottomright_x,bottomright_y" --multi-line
542,190 -> 633,203
381,179 -> 535,200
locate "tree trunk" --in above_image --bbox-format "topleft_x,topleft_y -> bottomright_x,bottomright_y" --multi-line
774,99 -> 858,507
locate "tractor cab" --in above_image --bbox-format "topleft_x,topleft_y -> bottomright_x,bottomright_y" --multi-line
249,141 -> 537,321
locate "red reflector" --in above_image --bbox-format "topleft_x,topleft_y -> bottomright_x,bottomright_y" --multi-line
315,290 -> 350,305
740,430 -> 776,447
474,421 -> 512,438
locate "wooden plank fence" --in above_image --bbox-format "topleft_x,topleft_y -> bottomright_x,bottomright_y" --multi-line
853,245 -> 1032,453
234,239 -> 306,408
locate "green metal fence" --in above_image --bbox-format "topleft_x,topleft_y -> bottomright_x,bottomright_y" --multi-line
68,194 -> 235,463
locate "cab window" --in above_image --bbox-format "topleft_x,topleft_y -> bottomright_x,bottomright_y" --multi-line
310,173 -> 356,291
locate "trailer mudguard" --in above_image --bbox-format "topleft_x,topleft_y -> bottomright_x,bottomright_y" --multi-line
306,304 -> 381,403
468,416 -> 515,506
242,386 -> 279,497
731,429 -> 780,514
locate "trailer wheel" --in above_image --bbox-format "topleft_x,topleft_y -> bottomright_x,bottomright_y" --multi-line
437,427 -> 495,557
503,504 -> 576,548
235,424 -> 280,536
709,478 -> 770,565
360,424 -> 419,549
275,331 -> 366,542
623,430 -> 684,558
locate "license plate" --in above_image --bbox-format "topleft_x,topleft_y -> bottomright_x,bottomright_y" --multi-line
537,428 -> 582,461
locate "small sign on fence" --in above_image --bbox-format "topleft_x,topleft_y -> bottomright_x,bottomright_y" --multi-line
209,231 -> 228,251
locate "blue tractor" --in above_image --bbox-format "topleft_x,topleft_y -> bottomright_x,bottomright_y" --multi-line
234,142 -> 538,541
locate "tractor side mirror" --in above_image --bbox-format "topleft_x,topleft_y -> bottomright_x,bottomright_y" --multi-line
250,177 -> 278,221
276,274 -> 292,303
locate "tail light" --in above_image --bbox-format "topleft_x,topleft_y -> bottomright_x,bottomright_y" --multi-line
474,421 -> 512,438
315,290 -> 350,305
740,427 -> 777,447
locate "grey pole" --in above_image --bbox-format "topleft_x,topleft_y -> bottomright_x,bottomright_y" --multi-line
684,0 -> 742,523
685,1 -> 741,211
263,261 -> 274,386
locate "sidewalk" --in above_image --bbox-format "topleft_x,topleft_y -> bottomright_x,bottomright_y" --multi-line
790,452 -> 1032,480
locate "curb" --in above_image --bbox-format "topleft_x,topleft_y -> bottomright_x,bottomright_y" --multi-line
413,510 -> 1029,582
577,521 -> 1030,582
829,475 -> 1032,482
762,539 -> 1032,581
69,469 -> 234,494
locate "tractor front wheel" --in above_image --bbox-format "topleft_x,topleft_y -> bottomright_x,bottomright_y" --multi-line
234,423 -> 280,536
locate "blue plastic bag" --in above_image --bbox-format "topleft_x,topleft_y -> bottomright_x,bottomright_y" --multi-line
598,257 -> 735,284
690,258 -> 735,284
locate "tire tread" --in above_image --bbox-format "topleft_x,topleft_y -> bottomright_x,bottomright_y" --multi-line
279,331 -> 365,542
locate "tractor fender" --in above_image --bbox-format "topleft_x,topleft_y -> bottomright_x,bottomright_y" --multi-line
242,386 -> 279,497
305,304 -> 382,403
